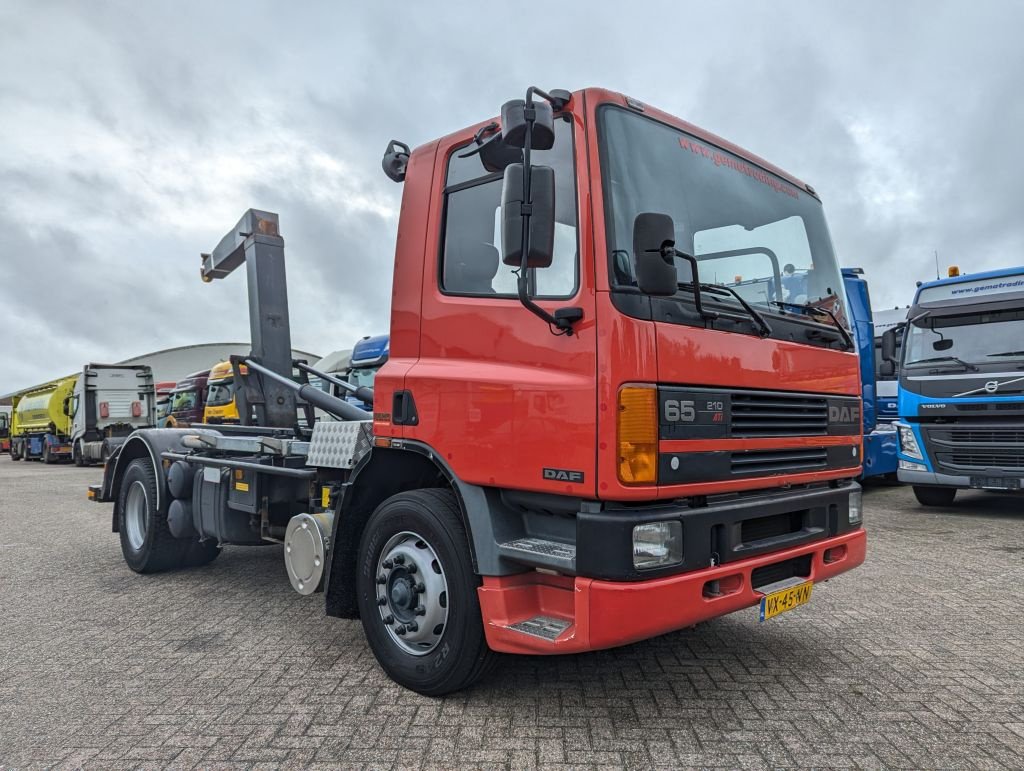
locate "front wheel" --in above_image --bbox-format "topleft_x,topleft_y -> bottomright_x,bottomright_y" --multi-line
356,488 -> 496,696
73,442 -> 85,467
913,485 -> 957,506
42,443 -> 52,464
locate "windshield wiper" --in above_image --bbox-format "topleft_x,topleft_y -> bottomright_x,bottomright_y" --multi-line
907,355 -> 980,372
683,282 -> 773,337
768,300 -> 854,351
986,350 -> 1024,358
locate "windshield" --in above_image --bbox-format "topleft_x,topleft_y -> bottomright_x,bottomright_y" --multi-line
349,366 -> 380,389
206,378 -> 235,407
600,106 -> 848,329
904,308 -> 1024,367
171,389 -> 198,412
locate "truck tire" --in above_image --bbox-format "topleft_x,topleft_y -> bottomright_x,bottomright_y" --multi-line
73,442 -> 85,467
913,486 -> 957,506
42,444 -> 52,464
356,488 -> 497,696
118,458 -> 220,572
10,442 -> 20,461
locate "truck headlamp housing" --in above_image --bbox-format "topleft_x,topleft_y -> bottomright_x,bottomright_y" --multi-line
848,488 -> 863,526
898,425 -> 923,460
632,521 -> 682,570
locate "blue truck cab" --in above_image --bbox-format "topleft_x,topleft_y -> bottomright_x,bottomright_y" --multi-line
347,334 -> 389,410
842,268 -> 898,479
882,266 -> 1024,506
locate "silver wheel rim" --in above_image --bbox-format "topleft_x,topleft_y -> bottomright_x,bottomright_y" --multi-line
375,530 -> 449,656
125,480 -> 148,551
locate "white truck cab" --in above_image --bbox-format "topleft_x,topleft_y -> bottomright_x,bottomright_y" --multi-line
70,364 -> 156,465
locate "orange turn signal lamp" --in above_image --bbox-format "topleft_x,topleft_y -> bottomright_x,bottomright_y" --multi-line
617,385 -> 658,485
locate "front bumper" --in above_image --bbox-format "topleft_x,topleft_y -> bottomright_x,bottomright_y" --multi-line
479,527 -> 866,654
898,468 -> 1024,491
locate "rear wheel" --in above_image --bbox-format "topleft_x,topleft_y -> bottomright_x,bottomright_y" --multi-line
356,488 -> 496,696
118,458 -> 220,572
913,485 -> 957,506
42,444 -> 52,464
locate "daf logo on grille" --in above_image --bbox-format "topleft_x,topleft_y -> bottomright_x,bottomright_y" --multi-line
829,404 -> 860,424
985,380 -> 1000,394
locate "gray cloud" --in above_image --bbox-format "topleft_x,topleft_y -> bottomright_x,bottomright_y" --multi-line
2,0 -> 1023,393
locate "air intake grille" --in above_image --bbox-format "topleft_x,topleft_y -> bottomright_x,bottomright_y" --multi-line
741,511 -> 806,544
936,450 -> 1024,472
731,448 -> 828,475
731,393 -> 829,437
751,555 -> 812,589
946,429 -> 1024,444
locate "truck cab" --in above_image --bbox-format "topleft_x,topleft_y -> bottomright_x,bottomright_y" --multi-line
346,335 -> 388,410
164,370 -> 209,427
842,268 -> 897,478
69,364 -> 156,466
886,266 -> 1024,505
0,408 -> 10,454
202,361 -> 243,424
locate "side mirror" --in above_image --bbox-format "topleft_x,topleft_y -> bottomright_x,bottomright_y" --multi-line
479,133 -> 522,173
501,163 -> 555,268
500,99 -> 555,150
62,397 -> 71,416
632,212 -> 679,296
879,360 -> 895,377
881,326 -> 899,362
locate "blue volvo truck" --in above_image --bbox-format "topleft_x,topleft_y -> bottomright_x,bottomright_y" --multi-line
882,266 -> 1024,505
843,268 -> 898,479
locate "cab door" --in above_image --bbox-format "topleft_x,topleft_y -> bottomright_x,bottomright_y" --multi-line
402,113 -> 598,497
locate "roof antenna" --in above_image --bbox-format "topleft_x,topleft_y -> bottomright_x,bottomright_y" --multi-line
934,249 -> 940,280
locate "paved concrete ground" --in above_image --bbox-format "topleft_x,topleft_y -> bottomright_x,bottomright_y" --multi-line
1,460 -> 1022,770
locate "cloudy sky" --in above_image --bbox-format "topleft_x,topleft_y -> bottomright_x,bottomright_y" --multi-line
2,0 -> 1022,394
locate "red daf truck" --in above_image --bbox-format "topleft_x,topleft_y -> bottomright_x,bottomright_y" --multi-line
90,87 -> 865,695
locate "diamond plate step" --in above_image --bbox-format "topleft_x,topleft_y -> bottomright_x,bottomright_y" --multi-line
506,615 -> 572,641
497,537 -> 576,572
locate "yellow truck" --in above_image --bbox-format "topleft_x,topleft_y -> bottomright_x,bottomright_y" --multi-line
10,376 -> 78,463
202,360 -> 243,424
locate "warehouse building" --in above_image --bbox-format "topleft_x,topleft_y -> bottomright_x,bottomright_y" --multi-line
0,342 -> 321,405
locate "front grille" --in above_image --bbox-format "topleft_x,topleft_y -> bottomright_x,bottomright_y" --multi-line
741,511 -> 806,544
751,554 -> 812,589
946,429 -> 1024,444
731,448 -> 828,475
731,392 -> 828,437
935,449 -> 1024,472
925,424 -> 1024,472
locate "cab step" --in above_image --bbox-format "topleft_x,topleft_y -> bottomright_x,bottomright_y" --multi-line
506,615 -> 572,641
497,537 -> 576,572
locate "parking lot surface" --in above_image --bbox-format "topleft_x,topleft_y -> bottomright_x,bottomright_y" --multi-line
1,460 -> 1022,770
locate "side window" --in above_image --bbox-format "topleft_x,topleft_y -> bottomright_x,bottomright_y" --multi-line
440,116 -> 578,298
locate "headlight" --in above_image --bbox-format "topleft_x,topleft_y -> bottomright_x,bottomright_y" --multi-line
898,425 -> 923,459
632,521 -> 682,569
848,488 -> 863,526
899,459 -> 928,471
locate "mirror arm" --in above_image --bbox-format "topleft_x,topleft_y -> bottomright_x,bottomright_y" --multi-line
670,248 -> 714,321
515,90 -> 575,336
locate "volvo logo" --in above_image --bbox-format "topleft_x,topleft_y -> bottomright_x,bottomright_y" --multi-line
985,380 -> 1000,394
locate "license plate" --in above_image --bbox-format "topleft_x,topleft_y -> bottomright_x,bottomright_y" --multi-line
759,580 -> 813,621
970,476 -> 1020,491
